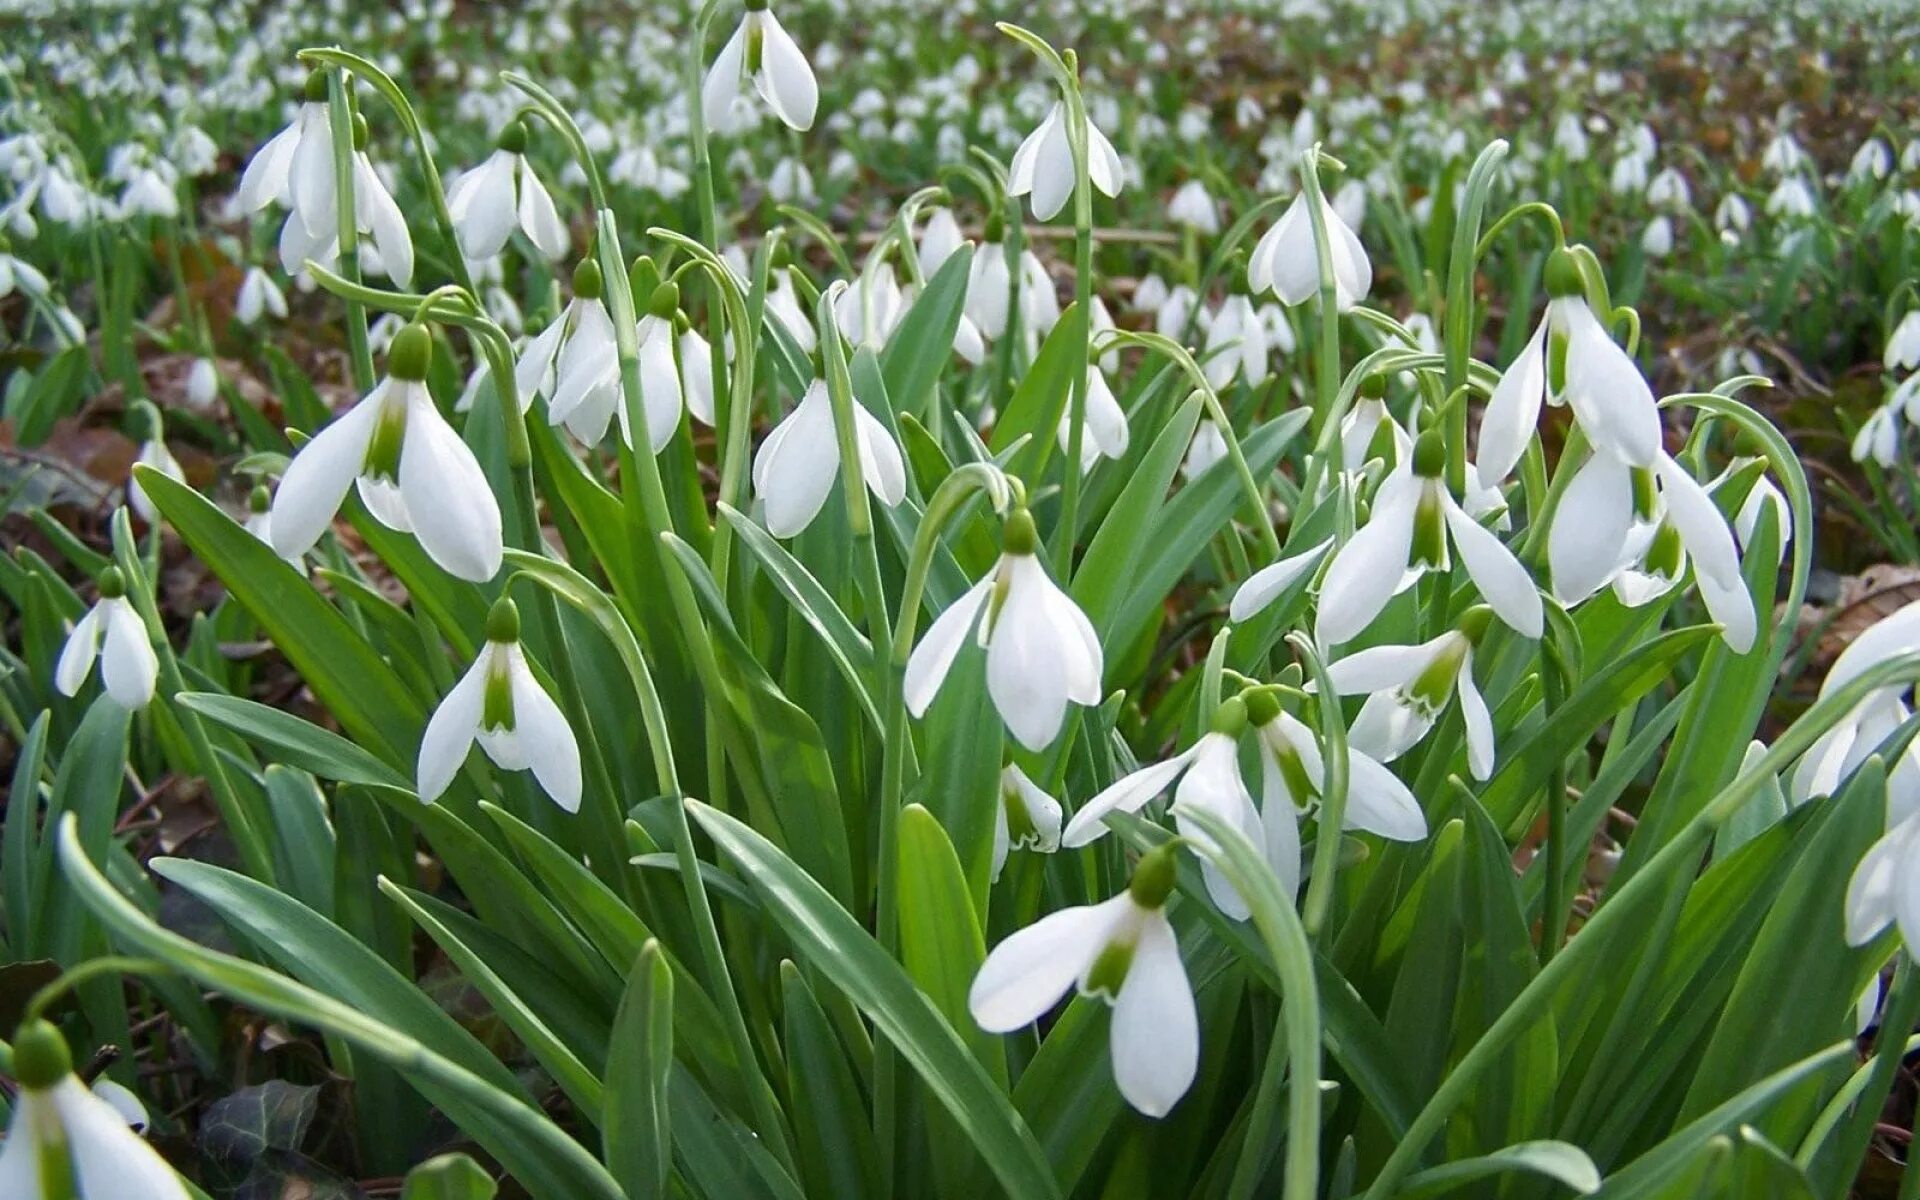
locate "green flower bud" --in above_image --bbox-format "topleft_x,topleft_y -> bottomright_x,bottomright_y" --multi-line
1241,687 -> 1282,728
387,324 -> 433,382
1128,841 -> 1180,909
249,484 -> 272,514
647,281 -> 681,320
485,596 -> 521,644
11,1018 -> 73,1089
303,70 -> 329,104
1412,428 -> 1446,478
496,120 -> 527,155
1357,371 -> 1388,400
572,258 -> 604,300
351,112 -> 369,153
628,255 -> 660,305
1544,246 -> 1584,300
983,210 -> 1006,244
1002,507 -> 1039,556
97,565 -> 127,599
1208,696 -> 1248,737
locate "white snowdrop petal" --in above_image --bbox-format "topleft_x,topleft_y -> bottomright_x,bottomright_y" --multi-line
516,160 -> 569,261
99,599 -> 157,709
1231,537 -> 1334,623
701,23 -> 749,132
1321,636 -> 1450,695
1444,497 -> 1543,638
272,387 -> 384,560
903,578 -> 992,717
53,1076 -> 191,1200
755,13 -> 819,132
1656,454 -> 1743,590
419,654 -> 487,801
1344,750 -> 1428,840
1063,748 -> 1198,847
55,605 -> 103,697
969,897 -> 1118,1032
1549,450 -> 1636,605
756,386 -> 840,537
638,321 -> 685,452
1457,661 -> 1496,781
510,654 -> 583,813
1109,912 -> 1198,1117
987,562 -> 1076,750
852,403 -> 908,507
398,385 -> 504,582
1477,321 -> 1548,484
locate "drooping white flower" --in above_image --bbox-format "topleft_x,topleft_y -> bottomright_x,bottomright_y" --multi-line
1167,179 -> 1219,235
235,266 -> 287,325
1230,537 -> 1334,623
766,267 -> 817,353
418,599 -> 581,811
445,123 -> 569,262
1765,177 -> 1816,220
992,764 -> 1063,881
1182,418 -> 1228,480
1475,247 -> 1662,486
119,169 -> 179,220
703,1 -> 818,134
0,249 -> 48,299
1319,614 -> 1500,779
243,484 -> 304,571
1248,694 -> 1428,897
680,327 -> 716,426
1844,815 -> 1920,948
520,261 -> 619,441
185,357 -> 219,412
1794,599 -> 1920,815
1248,189 -> 1370,311
1646,167 -> 1692,213
1552,113 -> 1591,161
0,1020 -> 188,1199
834,267 -> 907,350
752,377 -> 906,538
55,566 -> 157,710
277,133 -> 414,288
917,206 -> 968,278
1317,431 -> 1543,646
1886,312 -> 1920,373
1059,365 -> 1130,471
1761,131 -> 1808,176
904,509 -> 1102,751
129,436 -> 183,527
1008,101 -> 1123,222
232,77 -> 330,217
1640,215 -> 1674,259
1609,152 -> 1650,196
272,324 -> 502,582
1850,138 -> 1893,185
1853,403 -> 1901,467
1714,193 -> 1752,238
1203,295 -> 1269,389
1132,273 -> 1169,315
970,845 -> 1196,1117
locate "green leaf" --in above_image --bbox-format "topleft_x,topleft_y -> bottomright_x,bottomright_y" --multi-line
604,940 -> 674,1200
1071,393 -> 1203,636
688,801 -> 1062,1200
897,804 -> 1004,1084
781,962 -> 881,1200
988,301 -> 1087,481
34,697 -> 128,964
1399,1140 -> 1602,1198
132,467 -> 424,764
402,1153 -> 499,1200
178,692 -> 411,789
5,712 -> 50,962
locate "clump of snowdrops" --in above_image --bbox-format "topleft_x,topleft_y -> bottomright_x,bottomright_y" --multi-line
7,7 -> 1920,1200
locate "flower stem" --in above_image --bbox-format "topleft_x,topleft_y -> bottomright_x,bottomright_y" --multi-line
1055,54 -> 1095,569
324,69 -> 375,393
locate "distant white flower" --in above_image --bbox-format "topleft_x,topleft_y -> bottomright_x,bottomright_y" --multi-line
1132,273 -> 1169,315
418,600 -> 581,811
1886,311 -> 1920,372
767,268 -> 817,353
129,437 -> 183,526
1008,101 -> 1123,221
1765,177 -> 1816,220
272,324 -> 501,581
0,249 -> 48,299
55,568 -> 157,710
445,125 -> 569,262
704,2 -> 818,133
1167,179 -> 1219,235
834,268 -> 906,350
1321,616 -> 1499,779
1182,418 -> 1228,479
1248,190 -> 1371,310
185,357 -> 219,411
917,206 -> 968,277
680,328 -> 716,426
1609,152 -> 1650,196
1851,138 -> 1893,184
1059,365 -> 1130,471
1640,215 -> 1674,258
1761,132 -> 1807,176
235,267 -> 287,325
753,377 -> 906,537
1552,112 -> 1590,161
1317,432 -> 1543,646
970,846 -> 1196,1117
992,764 -> 1062,880
1646,167 -> 1692,212
1853,404 -> 1901,467
0,1020 -> 187,1198
233,77 -> 329,216
1714,193 -> 1751,239
1155,283 -> 1199,339
119,169 -> 178,219
904,509 -> 1101,750
1203,295 -> 1269,389
768,156 -> 815,205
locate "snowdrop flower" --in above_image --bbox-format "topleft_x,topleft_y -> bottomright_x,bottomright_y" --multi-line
272,324 -> 502,582
1230,537 -> 1335,623
905,508 -> 1101,750
1317,431 -> 1543,646
1059,365 -> 1130,470
243,484 -> 303,570
1850,138 -> 1893,184
703,0 -> 818,133
620,284 -> 692,452
232,73 -> 329,216
1887,312 -> 1920,373
1248,189 -> 1370,310
185,357 -> 219,412
1245,690 -> 1428,896
1646,167 -> 1692,213
1761,131 -> 1807,176
917,206 -> 968,278
1167,179 -> 1219,235
752,375 -> 906,537
767,268 -> 817,353
1844,816 -> 1920,948
1765,177 -> 1816,220
278,121 -> 414,288
1714,194 -> 1751,238
1331,179 -> 1368,234
1155,282 -> 1199,339
1795,600 -> 1920,811
1008,101 -> 1123,222
129,428 -> 183,527
1132,273 -> 1170,315
768,157 -> 815,205
235,266 -> 287,325
1339,383 -> 1404,473
519,260 -> 617,437
1552,112 -> 1591,161
0,245 -> 48,299
418,599 -> 581,811
120,169 -> 178,219
1203,295 -> 1269,389
834,268 -> 906,350
55,565 -> 157,710
993,764 -> 1063,880
1182,419 -> 1228,479
1476,247 -> 1662,486
0,1019 -> 188,1199
1609,152 -> 1650,197
680,327 -> 716,426
1853,404 -> 1901,467
1089,295 -> 1120,373
970,843 -> 1196,1117
1062,698 -> 1263,920
445,122 -> 568,262
1640,215 -> 1674,259
1322,609 -> 1499,779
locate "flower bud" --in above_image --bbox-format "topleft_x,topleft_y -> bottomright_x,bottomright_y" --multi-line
1002,507 -> 1039,556
647,281 -> 681,320
1128,841 -> 1180,909
351,112 -> 369,153
1457,604 -> 1494,645
1208,695 -> 1248,737
97,564 -> 127,599
249,484 -> 272,514
303,70 -> 329,104
485,596 -> 521,644
1544,246 -> 1584,299
496,120 -> 528,155
387,324 -> 433,382
1241,687 -> 1282,728
572,258 -> 604,300
11,1018 -> 73,1088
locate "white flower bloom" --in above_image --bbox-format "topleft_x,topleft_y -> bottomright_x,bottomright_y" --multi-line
1845,816 -> 1920,948
129,438 -> 183,526
235,266 -> 287,325
1762,132 -> 1807,176
1008,101 -> 1123,222
1646,167 -> 1692,213
418,601 -> 581,811
243,485 -> 305,571
680,328 -> 716,426
1230,537 -> 1335,623
55,572 -> 157,710
1132,272 -> 1169,315
1766,177 -> 1816,220
1203,295 -> 1269,389
1331,179 -> 1368,234
1317,435 -> 1543,646
752,377 -> 906,538
1059,365 -> 1130,471
904,510 -> 1101,750
1182,418 -> 1228,479
445,127 -> 569,262
1167,179 -> 1219,235
969,848 -> 1196,1117
1476,251 -> 1661,485
277,139 -> 414,288
1248,190 -> 1370,310
185,357 -> 219,412
1794,600 -> 1920,817
0,1022 -> 188,1199
1155,283 -> 1199,339
917,206 -> 968,278
1553,113 -> 1590,161
768,268 -> 817,353
0,251 -> 48,299
1714,193 -> 1751,236
1886,312 -> 1920,373
1640,215 -> 1674,259
1853,403 -> 1901,467
120,169 -> 178,219
992,764 -> 1063,881
703,3 -> 818,133
233,90 -> 330,216
834,268 -> 907,350
1322,621 -> 1499,779
1850,138 -> 1893,184
1610,152 -> 1650,196
272,325 -> 502,582
520,266 -> 624,444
